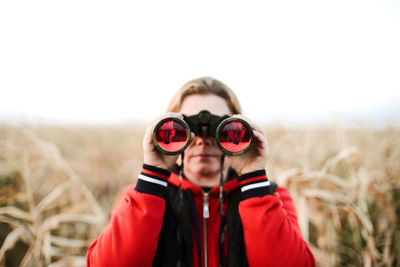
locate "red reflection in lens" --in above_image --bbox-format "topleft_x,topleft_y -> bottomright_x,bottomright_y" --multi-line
218,121 -> 251,153
155,120 -> 188,152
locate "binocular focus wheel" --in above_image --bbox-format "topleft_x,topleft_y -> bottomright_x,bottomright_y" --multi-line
216,118 -> 254,156
152,117 -> 191,155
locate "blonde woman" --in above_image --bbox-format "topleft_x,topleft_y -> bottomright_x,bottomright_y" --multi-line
87,77 -> 315,267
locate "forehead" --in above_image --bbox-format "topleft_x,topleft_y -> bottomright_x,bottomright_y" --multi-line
179,94 -> 231,116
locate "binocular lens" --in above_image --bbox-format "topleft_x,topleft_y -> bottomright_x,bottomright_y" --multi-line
154,119 -> 189,154
217,120 -> 252,154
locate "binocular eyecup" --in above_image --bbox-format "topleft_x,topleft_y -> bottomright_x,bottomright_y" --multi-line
152,110 -> 253,156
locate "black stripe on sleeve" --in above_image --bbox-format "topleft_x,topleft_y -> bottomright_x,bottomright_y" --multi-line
143,164 -> 171,178
236,169 -> 267,182
241,186 -> 275,201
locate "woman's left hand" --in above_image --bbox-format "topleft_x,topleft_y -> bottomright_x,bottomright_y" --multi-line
226,115 -> 269,175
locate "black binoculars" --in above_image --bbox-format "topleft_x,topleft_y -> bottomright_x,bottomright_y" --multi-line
152,110 -> 253,156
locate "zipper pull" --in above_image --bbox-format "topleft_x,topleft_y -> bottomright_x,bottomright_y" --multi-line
203,192 -> 209,219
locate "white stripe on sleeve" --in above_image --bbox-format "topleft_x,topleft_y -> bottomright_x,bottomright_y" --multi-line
138,174 -> 168,187
241,181 -> 271,192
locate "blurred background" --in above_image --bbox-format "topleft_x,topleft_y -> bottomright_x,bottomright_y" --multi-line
1,0 -> 399,266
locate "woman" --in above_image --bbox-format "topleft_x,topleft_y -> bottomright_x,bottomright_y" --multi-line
86,77 -> 316,267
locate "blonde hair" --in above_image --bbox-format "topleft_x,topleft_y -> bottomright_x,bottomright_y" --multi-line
166,77 -> 242,114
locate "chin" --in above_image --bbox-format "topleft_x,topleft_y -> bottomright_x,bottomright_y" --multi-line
190,162 -> 220,175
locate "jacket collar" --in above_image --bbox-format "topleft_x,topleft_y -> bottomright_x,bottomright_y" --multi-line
168,165 -> 241,196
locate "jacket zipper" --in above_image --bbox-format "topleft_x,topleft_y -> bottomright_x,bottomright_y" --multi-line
203,191 -> 209,267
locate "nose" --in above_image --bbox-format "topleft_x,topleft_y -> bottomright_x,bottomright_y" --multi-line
193,135 -> 213,146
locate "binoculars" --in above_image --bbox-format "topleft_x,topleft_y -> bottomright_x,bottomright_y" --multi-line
152,110 -> 253,156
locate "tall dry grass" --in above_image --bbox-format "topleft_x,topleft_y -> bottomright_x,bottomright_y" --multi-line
266,125 -> 400,266
0,123 -> 399,266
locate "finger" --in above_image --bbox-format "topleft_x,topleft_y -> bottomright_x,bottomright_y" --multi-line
252,130 -> 269,157
253,130 -> 267,149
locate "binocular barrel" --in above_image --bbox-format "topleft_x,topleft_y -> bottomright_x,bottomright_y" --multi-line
152,111 -> 253,156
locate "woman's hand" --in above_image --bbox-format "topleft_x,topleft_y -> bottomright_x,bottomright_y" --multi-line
226,115 -> 269,175
143,113 -> 183,170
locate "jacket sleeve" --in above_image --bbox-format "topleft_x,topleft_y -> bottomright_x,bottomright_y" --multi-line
237,170 -> 316,267
86,164 -> 170,267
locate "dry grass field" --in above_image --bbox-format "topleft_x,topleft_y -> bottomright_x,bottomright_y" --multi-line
0,123 -> 399,266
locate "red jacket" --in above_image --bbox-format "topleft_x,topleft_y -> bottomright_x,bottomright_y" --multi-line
87,164 -> 315,267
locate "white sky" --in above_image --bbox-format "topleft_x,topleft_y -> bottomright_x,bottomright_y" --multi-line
1,0 -> 400,126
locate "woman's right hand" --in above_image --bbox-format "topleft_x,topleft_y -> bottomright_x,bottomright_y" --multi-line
142,112 -> 183,170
